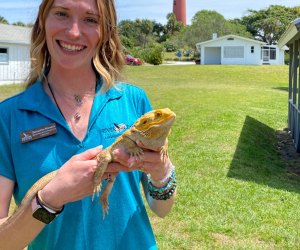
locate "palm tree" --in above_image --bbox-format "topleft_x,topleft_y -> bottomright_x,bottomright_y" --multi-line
0,16 -> 9,24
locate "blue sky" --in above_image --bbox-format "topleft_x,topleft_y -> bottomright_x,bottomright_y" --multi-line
0,0 -> 299,25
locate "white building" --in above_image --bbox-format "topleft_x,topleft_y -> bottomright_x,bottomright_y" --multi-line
0,24 -> 32,85
196,34 -> 285,65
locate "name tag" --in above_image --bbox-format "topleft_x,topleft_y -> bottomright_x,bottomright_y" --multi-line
20,123 -> 57,144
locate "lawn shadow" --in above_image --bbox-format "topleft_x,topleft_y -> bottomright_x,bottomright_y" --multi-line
273,87 -> 288,92
227,116 -> 300,194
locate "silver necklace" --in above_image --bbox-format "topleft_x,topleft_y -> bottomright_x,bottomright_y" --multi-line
48,82 -> 82,121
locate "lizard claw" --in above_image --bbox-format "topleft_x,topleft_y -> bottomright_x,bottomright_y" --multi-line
128,149 -> 144,168
91,180 -> 102,202
100,197 -> 109,219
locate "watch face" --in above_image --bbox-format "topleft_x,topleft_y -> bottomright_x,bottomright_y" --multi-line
33,208 -> 56,224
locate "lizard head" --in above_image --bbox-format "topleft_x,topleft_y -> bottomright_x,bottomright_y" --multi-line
132,108 -> 176,149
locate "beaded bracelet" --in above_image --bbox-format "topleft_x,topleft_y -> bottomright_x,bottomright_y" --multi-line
149,182 -> 177,200
148,167 -> 177,200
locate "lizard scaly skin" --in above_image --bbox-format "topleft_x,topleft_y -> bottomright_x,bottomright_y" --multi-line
0,108 -> 176,235
93,108 -> 176,216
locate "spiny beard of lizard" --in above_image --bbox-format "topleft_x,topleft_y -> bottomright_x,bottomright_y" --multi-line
131,108 -> 176,150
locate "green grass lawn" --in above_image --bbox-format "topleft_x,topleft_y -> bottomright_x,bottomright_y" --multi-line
2,65 -> 300,249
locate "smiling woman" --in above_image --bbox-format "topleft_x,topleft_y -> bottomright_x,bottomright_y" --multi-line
0,0 -> 176,249
44,1 -> 101,73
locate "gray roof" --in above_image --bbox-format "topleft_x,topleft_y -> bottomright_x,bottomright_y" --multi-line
196,34 -> 266,47
0,23 -> 32,45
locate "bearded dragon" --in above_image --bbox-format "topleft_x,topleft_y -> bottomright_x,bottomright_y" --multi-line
0,108 -> 176,234
93,108 -> 176,216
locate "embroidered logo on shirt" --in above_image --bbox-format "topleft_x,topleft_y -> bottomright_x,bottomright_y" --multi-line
96,123 -> 130,140
113,123 -> 127,133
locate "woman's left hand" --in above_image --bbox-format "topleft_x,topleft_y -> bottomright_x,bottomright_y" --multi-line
107,141 -> 176,218
106,141 -> 172,182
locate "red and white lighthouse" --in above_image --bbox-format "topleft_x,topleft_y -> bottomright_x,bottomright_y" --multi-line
173,0 -> 186,25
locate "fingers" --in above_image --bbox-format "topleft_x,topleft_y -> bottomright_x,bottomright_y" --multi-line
106,162 -> 132,172
76,145 -> 103,160
136,140 -> 162,152
112,148 -> 130,166
107,148 -> 169,176
128,150 -> 163,166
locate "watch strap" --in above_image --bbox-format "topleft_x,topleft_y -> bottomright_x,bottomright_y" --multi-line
36,192 -> 64,215
37,191 -> 64,214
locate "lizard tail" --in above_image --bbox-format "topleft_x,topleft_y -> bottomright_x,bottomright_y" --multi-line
0,171 -> 57,234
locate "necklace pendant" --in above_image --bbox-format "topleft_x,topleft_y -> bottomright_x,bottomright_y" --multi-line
74,112 -> 81,121
74,94 -> 83,105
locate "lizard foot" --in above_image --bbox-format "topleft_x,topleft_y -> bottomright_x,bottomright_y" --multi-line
100,196 -> 109,219
92,183 -> 101,201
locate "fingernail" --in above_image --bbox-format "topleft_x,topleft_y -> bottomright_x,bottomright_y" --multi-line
128,157 -> 135,168
112,150 -> 118,160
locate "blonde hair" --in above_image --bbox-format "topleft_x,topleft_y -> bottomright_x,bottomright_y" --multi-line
26,0 -> 124,91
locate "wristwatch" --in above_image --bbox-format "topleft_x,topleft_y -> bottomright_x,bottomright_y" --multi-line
32,192 -> 64,224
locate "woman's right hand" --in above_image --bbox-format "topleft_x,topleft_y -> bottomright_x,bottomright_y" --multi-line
39,145 -> 104,209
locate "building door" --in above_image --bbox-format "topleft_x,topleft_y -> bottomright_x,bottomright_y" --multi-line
204,47 -> 221,64
262,48 -> 270,64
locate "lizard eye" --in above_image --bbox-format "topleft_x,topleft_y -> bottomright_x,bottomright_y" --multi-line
141,119 -> 148,125
156,111 -> 162,118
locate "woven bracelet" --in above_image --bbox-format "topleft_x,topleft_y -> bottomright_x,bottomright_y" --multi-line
148,167 -> 177,200
147,163 -> 175,186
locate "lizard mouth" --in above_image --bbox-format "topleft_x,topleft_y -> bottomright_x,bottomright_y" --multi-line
156,112 -> 176,125
134,108 -> 176,132
151,115 -> 176,130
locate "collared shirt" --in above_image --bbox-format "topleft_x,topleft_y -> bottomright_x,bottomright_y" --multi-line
0,80 -> 157,250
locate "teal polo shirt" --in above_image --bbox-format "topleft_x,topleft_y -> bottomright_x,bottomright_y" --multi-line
0,81 -> 158,250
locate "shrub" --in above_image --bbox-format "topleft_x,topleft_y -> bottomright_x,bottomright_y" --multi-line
164,42 -> 176,52
284,51 -> 289,65
142,43 -> 164,65
127,43 -> 164,65
120,35 -> 134,52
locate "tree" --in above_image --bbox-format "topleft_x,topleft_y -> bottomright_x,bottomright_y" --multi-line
118,19 -> 156,48
118,19 -> 138,48
13,22 -> 26,27
152,21 -> 167,43
165,13 -> 184,36
139,19 -> 154,48
120,35 -> 134,52
240,5 -> 300,44
0,16 -> 8,24
181,10 -> 251,51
